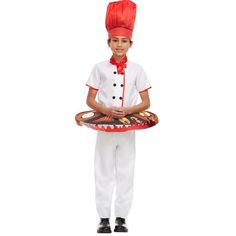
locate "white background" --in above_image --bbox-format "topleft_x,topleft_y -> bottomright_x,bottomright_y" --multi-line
0,0 -> 236,235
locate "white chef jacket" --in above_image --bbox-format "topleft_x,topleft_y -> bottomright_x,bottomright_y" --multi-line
86,60 -> 151,107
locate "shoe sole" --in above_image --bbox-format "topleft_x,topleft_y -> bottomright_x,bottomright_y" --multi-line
97,227 -> 112,233
114,226 -> 128,232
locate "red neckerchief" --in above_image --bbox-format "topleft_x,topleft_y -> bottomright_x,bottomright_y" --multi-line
110,55 -> 127,74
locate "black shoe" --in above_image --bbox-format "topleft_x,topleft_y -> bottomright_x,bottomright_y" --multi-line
114,217 -> 128,232
97,218 -> 112,233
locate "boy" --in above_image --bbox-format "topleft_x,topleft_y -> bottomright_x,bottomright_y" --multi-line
86,0 -> 151,233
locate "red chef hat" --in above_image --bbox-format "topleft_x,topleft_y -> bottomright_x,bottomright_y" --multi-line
105,0 -> 137,40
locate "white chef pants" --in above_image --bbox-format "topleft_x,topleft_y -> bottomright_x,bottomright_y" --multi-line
94,130 -> 136,218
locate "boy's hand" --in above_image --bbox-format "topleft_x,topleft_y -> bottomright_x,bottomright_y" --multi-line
103,106 -> 131,118
102,107 -> 120,118
105,107 -> 124,118
103,106 -> 130,118
111,107 -> 125,118
119,107 -> 131,116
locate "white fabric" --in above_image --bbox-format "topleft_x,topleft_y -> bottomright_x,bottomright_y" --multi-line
87,60 -> 151,218
86,60 -> 151,108
95,131 -> 136,218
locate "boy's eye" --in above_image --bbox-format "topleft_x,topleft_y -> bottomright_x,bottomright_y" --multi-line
111,38 -> 129,43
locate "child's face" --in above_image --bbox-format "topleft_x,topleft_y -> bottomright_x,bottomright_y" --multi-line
108,36 -> 132,58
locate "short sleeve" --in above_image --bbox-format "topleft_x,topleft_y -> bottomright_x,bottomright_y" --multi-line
135,66 -> 152,93
86,64 -> 100,91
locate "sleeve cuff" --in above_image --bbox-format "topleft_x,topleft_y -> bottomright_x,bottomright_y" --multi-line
139,86 -> 152,93
86,84 -> 99,91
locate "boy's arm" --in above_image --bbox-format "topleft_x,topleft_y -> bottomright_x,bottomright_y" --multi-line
86,88 -> 107,114
122,90 -> 151,115
86,88 -> 125,118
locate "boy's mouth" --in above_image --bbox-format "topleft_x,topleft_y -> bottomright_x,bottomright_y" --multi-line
115,49 -> 124,53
